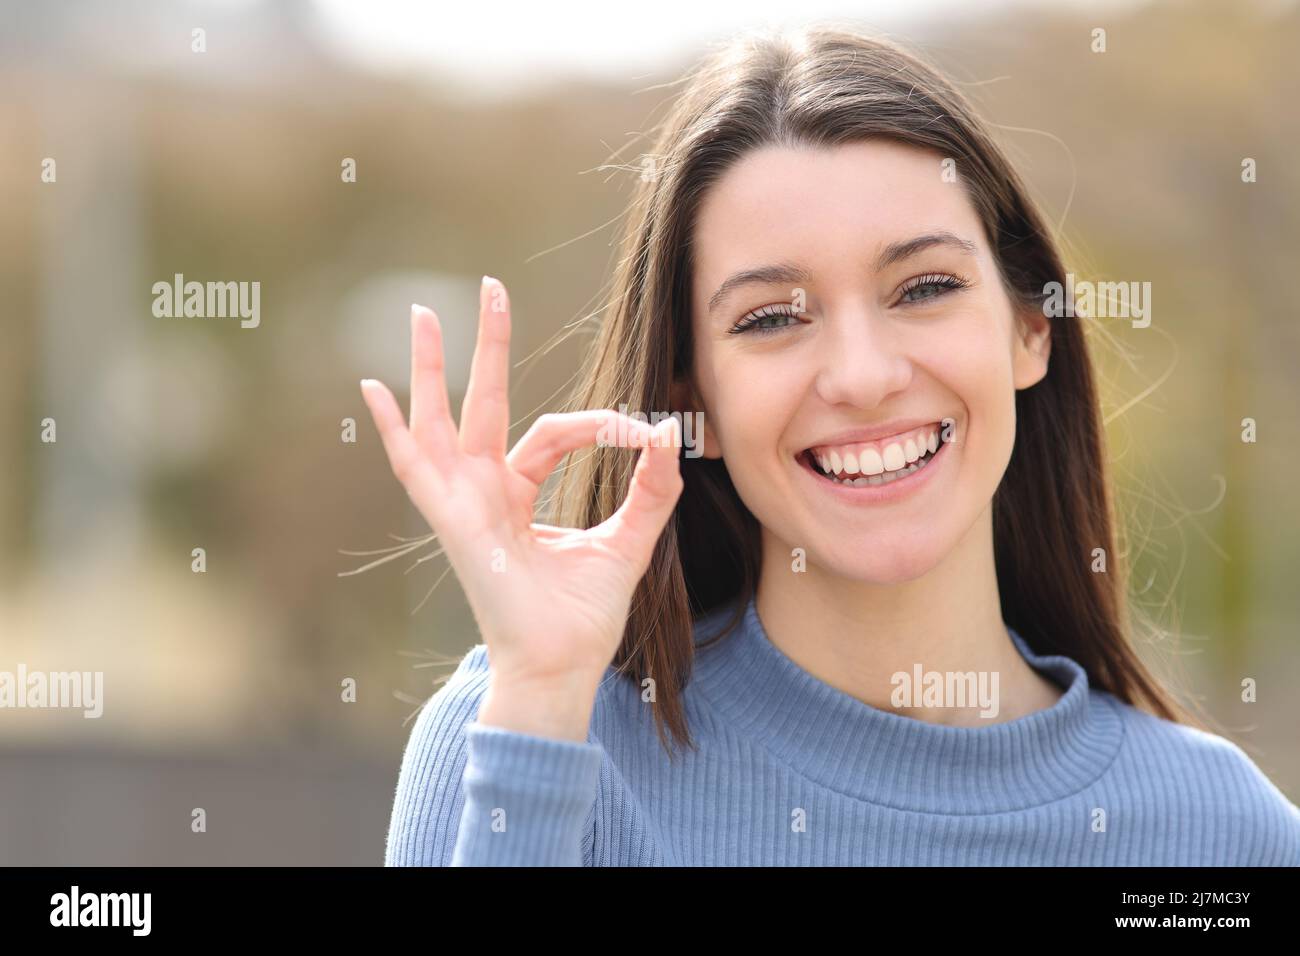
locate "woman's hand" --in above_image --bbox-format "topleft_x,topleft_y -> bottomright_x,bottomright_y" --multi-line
360,276 -> 683,741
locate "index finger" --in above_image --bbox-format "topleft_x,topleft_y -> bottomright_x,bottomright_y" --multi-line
506,409 -> 656,487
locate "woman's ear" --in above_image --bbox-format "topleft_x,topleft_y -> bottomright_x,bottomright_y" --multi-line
668,376 -> 721,460
1012,304 -> 1052,391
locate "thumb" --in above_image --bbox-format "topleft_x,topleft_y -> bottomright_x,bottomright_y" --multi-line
603,416 -> 684,571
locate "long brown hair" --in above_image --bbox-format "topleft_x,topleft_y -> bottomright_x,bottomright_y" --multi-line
547,24 -> 1208,755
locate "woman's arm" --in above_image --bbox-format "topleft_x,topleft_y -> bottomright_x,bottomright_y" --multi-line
384,645 -> 604,866
452,722 -> 602,866
362,277 -> 682,866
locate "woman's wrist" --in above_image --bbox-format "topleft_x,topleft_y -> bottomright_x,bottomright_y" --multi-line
477,668 -> 604,743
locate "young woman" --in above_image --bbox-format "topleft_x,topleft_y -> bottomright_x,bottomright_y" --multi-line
363,26 -> 1300,866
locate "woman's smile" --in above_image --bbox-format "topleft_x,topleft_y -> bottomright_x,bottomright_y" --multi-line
794,424 -> 953,504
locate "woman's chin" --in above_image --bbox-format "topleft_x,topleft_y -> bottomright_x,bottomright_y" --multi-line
817,539 -> 949,585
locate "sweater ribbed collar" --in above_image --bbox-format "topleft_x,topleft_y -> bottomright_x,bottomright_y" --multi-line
689,594 -> 1124,814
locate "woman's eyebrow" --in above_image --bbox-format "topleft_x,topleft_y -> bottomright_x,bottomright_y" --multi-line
707,262 -> 810,316
706,232 -> 977,316
876,231 -> 977,270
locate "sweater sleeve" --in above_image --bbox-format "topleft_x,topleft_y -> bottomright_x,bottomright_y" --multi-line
383,644 -> 605,867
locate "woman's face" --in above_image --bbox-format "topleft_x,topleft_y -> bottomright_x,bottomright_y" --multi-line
678,139 -> 1050,584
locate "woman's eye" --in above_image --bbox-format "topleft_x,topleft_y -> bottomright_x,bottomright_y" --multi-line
898,273 -> 970,304
729,275 -> 970,333
729,304 -> 799,335
902,283 -> 945,302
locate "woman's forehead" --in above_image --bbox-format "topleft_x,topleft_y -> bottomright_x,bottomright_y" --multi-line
692,141 -> 984,273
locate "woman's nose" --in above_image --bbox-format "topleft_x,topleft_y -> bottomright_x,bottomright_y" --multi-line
812,306 -> 914,408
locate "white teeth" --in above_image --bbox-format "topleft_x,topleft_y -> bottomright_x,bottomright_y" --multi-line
819,448 -> 933,485
809,424 -> 948,484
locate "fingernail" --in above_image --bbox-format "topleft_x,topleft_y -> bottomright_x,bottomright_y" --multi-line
360,378 -> 376,389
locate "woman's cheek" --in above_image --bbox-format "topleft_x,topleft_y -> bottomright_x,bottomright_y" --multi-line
706,380 -> 775,478
949,338 -> 1020,488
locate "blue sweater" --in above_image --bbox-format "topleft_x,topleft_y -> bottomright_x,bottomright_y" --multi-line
384,595 -> 1300,865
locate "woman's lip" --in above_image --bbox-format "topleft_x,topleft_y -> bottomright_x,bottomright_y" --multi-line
803,419 -> 945,454
795,437 -> 948,503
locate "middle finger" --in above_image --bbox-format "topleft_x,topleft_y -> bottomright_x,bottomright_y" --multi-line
459,275 -> 512,459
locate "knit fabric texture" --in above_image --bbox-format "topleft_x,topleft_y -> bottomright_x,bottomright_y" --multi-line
385,596 -> 1300,866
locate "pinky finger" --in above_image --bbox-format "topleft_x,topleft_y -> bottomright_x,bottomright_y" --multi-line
360,379 -> 446,506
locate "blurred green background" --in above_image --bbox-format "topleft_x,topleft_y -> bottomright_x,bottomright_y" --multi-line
1,0 -> 1296,863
